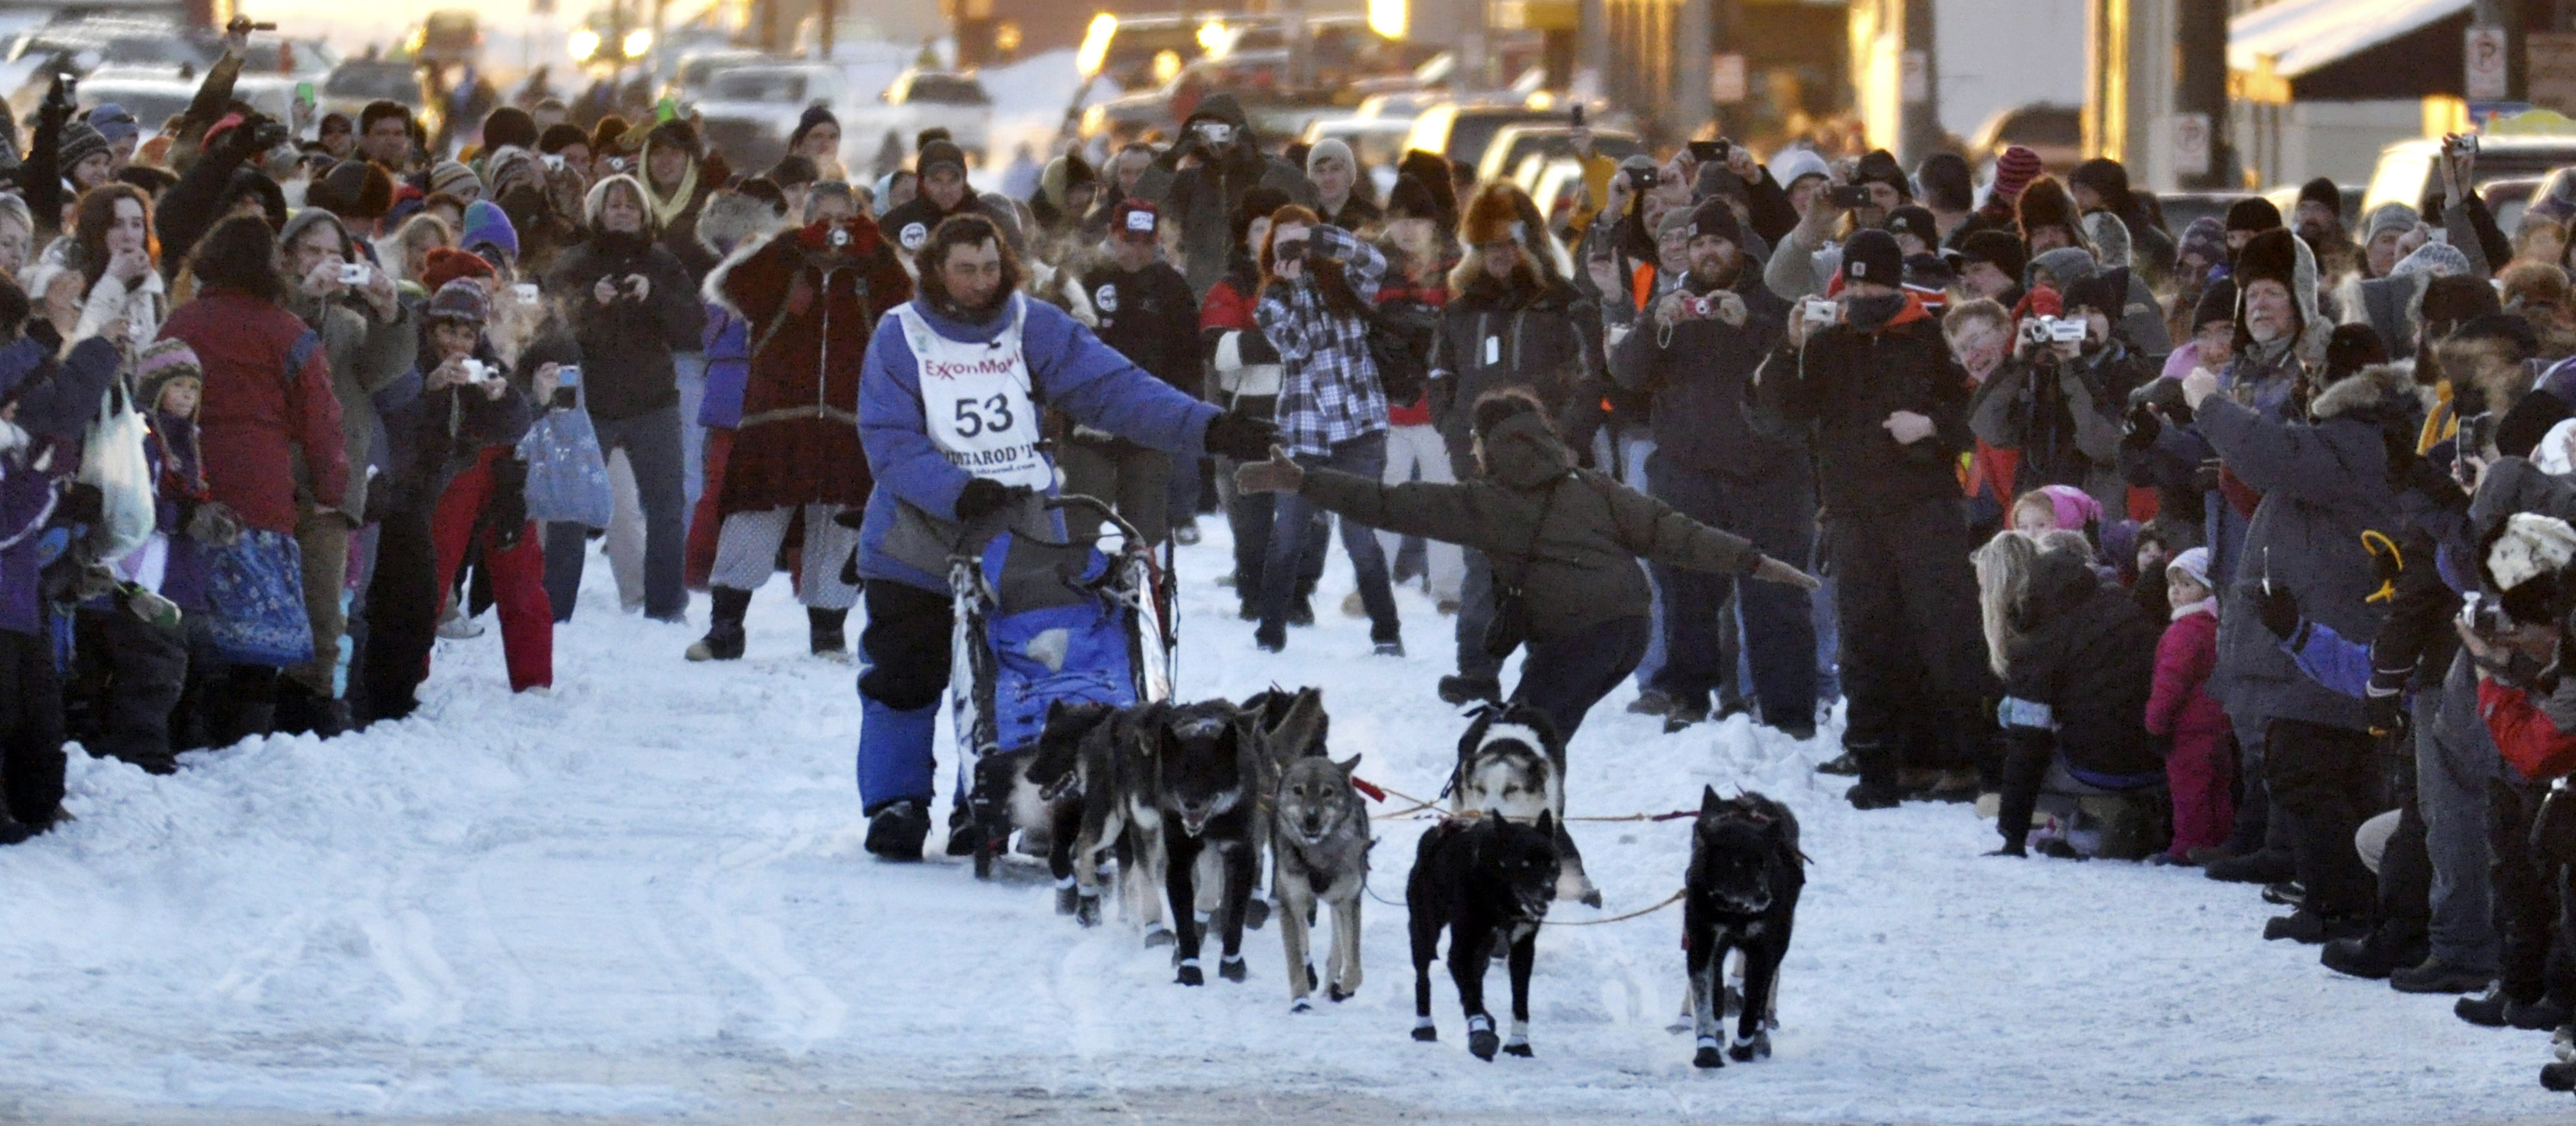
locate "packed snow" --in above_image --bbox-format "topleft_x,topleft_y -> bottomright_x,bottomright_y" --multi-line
0,521 -> 2563,1124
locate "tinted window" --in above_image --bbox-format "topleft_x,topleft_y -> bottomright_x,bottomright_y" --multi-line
903,75 -> 987,105
709,70 -> 807,102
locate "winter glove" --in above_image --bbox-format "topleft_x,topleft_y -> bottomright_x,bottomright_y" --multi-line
184,499 -> 244,549
2189,458 -> 2224,495
1233,446 -> 1304,495
2257,582 -> 2303,642
1203,412 -> 1277,462
2121,402 -> 2161,447
2364,687 -> 2406,739
1743,554 -> 1824,592
952,478 -> 1031,523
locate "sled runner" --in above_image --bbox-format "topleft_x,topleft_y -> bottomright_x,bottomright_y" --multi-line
950,494 -> 1176,878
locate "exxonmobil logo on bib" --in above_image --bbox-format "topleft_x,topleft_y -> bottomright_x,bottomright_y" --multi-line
920,355 -> 1019,380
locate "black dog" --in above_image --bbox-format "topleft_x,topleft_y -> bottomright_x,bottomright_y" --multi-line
1145,701 -> 1259,986
1684,786 -> 1804,1069
1409,810 -> 1558,1060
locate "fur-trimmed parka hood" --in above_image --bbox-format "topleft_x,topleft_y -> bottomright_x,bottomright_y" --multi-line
696,190 -> 788,259
2311,358 -> 2435,423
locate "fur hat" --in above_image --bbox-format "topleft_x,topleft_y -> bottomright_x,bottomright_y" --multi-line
1990,145 -> 2044,202
2482,511 -> 2576,624
2234,227 -> 2301,294
2016,177 -> 2078,243
1460,181 -> 1529,247
2067,158 -> 2135,213
696,187 -> 789,256
2324,323 -> 2391,382
2225,196 -> 2282,233
1385,174 -> 1439,221
2083,210 -> 2132,268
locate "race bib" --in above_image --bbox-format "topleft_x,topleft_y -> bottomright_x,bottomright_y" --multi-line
893,296 -> 1054,490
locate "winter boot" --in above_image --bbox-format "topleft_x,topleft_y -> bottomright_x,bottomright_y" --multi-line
1815,752 -> 1864,776
865,801 -> 931,861
1626,690 -> 1674,718
686,588 -> 751,661
2321,931 -> 2414,981
2541,1059 -> 2576,1093
1846,781 -> 1909,811
2455,985 -> 2567,1029
2262,910 -> 2367,944
1662,697 -> 1711,735
809,606 -> 850,660
2204,849 -> 2296,884
1438,675 -> 1502,706
2391,957 -> 2493,995
945,804 -> 985,857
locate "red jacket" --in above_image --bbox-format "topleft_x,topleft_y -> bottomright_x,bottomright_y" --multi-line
709,220 -> 909,514
2147,606 -> 2228,736
161,289 -> 346,534
2480,680 -> 2576,782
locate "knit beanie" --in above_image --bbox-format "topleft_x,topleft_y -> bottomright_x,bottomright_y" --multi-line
2365,201 -> 2420,242
135,338 -> 203,411
916,139 -> 967,178
1884,205 -> 1937,247
428,159 -> 482,200
460,200 -> 518,263
1990,145 -> 2044,202
1851,149 -> 1908,200
425,276 -> 490,326
1305,138 -> 1356,176
789,104 -> 839,152
2298,177 -> 2341,216
1385,174 -> 1439,221
420,247 -> 494,293
1768,148 -> 1831,191
57,122 -> 108,172
2224,197 -> 2282,234
1951,228 -> 2028,282
1841,228 -> 1902,287
1396,150 -> 1456,228
2390,239 -> 2473,279
1683,196 -> 1741,247
85,103 -> 139,148
2191,277 -> 2237,329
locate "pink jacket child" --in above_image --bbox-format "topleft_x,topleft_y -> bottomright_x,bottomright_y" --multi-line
2145,547 -> 2233,859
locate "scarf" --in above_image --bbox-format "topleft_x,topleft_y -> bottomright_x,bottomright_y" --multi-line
1844,292 -> 1906,333
2170,597 -> 2216,621
640,140 -> 699,231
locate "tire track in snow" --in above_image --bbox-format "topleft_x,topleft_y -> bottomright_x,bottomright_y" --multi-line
360,870 -> 465,1041
686,836 -> 849,1047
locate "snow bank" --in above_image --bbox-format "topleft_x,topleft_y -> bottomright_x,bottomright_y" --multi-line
0,522 -> 2557,1123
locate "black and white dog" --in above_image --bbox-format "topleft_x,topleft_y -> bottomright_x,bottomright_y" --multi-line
1144,700 -> 1260,985
1025,699 -> 1168,935
1451,703 -> 1601,907
1409,810 -> 1559,1060
1684,786 -> 1804,1069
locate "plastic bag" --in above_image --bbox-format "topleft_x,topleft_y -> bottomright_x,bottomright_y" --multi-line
516,404 -> 614,528
77,379 -> 154,559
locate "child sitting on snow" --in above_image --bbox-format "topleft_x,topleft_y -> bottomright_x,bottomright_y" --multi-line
2145,547 -> 2232,865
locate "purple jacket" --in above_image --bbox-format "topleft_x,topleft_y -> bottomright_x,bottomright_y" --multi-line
0,331 -> 120,635
699,300 -> 749,429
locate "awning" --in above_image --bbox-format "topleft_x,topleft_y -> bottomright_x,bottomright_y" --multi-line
2229,0 -> 2471,79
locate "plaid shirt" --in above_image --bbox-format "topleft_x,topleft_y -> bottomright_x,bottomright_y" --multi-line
1255,225 -> 1389,457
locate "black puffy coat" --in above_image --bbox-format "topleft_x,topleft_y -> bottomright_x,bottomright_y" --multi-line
1607,272 -> 1798,478
545,231 -> 707,424
2003,547 -> 2168,779
1427,267 -> 1602,475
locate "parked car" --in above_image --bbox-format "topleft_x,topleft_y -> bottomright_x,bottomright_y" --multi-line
1402,101 -> 1556,166
870,68 -> 991,156
1968,102 -> 2082,172
1081,51 -> 1321,145
1473,123 -> 1641,185
78,65 -> 295,134
319,57 -> 435,138
2364,135 -> 2576,216
659,47 -> 761,110
694,62 -> 849,173
1076,12 -> 1225,94
1302,115 -> 1412,167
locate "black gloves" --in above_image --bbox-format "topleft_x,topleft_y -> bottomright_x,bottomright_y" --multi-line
1204,413 -> 1277,462
2122,402 -> 2161,447
953,478 -> 1031,523
2364,689 -> 2406,739
2257,582 -> 2303,642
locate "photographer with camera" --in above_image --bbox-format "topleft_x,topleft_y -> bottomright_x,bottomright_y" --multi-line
1757,228 -> 1990,809
1607,196 -> 1811,737
1130,95 -> 1318,298
686,183 -> 908,664
1761,148 -> 1910,303
1969,271 -> 2144,518
271,209 -> 412,733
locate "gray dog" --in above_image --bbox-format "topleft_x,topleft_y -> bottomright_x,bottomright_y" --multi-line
1263,689 -> 1368,1010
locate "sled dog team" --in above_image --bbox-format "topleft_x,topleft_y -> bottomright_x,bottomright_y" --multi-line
976,688 -> 1806,1068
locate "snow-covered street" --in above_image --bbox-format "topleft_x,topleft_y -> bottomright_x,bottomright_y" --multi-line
0,524 -> 2568,1125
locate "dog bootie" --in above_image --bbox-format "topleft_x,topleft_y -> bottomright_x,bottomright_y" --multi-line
1465,1014 -> 1499,1060
686,588 -> 751,661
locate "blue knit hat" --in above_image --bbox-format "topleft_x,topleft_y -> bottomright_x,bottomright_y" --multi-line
460,200 -> 518,265
85,103 -> 139,147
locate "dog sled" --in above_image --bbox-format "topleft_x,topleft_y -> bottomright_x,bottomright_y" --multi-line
950,494 -> 1176,878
